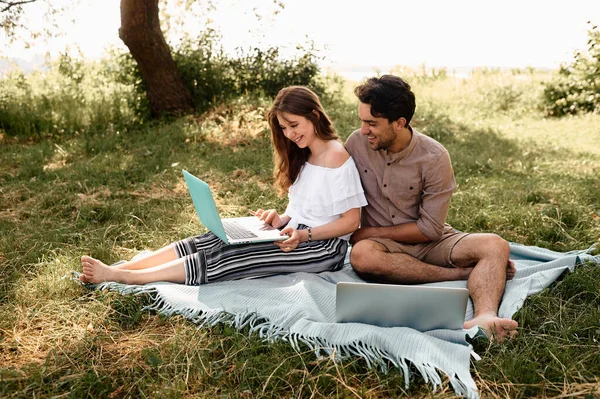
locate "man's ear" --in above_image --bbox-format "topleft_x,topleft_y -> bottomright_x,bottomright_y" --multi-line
393,117 -> 407,131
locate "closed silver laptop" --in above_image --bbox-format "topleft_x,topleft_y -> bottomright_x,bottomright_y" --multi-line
335,281 -> 469,331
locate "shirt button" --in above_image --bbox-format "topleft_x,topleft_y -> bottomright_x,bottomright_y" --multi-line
387,163 -> 391,166
383,184 -> 387,187
364,169 -> 368,173
409,186 -> 413,190
391,215 -> 395,218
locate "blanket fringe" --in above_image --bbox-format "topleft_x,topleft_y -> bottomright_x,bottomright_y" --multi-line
81,279 -> 479,399
65,243 -> 600,399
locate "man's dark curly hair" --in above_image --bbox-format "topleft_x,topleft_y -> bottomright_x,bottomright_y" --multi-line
354,75 -> 416,125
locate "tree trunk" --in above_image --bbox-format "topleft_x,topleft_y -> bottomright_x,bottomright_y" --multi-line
119,0 -> 193,116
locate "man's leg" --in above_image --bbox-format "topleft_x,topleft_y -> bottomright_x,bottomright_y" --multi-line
350,240 -> 473,284
450,233 -> 518,342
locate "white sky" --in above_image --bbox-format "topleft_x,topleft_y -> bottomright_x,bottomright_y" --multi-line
2,0 -> 599,74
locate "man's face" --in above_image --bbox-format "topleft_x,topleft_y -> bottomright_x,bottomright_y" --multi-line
358,102 -> 397,151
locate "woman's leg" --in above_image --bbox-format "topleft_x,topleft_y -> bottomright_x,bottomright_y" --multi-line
81,231 -> 348,286
81,256 -> 186,285
81,232 -> 221,277
190,236 -> 348,284
79,245 -> 178,283
111,245 -> 178,270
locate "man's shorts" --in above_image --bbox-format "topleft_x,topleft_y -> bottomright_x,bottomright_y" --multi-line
368,225 -> 469,267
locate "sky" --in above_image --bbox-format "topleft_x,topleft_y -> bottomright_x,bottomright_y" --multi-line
2,0 -> 599,76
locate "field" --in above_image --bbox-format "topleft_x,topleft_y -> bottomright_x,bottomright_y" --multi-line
1,67 -> 599,398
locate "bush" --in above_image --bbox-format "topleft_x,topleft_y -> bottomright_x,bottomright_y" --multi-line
106,28 -> 323,117
0,29 -> 324,139
172,32 -> 323,113
0,49 -> 145,139
541,23 -> 600,117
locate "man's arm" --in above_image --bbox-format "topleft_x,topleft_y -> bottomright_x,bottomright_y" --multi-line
351,148 -> 455,246
350,222 -> 429,245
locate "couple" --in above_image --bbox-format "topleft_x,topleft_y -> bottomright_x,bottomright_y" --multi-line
81,75 -> 518,342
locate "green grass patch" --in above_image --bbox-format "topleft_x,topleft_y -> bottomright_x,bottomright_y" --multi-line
1,69 -> 599,398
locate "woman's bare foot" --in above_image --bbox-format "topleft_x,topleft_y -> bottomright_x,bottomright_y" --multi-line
464,312 -> 518,342
81,255 -> 121,284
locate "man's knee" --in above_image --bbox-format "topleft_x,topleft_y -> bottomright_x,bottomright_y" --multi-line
486,234 -> 510,259
474,234 -> 510,262
350,240 -> 385,275
453,233 -> 510,266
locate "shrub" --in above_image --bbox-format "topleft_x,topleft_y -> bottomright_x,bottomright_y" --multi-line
172,32 -> 323,113
0,29 -> 324,140
541,23 -> 600,117
0,49 -> 145,139
105,28 -> 323,116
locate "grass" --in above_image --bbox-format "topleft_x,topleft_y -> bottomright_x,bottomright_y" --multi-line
1,68 -> 600,398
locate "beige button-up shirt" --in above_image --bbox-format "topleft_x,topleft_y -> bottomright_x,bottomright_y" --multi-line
345,128 -> 455,241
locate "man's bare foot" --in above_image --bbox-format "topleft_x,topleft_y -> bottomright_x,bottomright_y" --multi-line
81,255 -> 121,284
464,312 -> 518,342
506,260 -> 517,280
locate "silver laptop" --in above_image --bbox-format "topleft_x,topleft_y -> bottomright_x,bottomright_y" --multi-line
336,282 -> 469,331
182,170 -> 288,245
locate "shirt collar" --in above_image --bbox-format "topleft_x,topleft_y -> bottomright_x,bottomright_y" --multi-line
385,125 -> 417,162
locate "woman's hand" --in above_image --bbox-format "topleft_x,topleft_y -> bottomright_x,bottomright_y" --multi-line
252,208 -> 288,229
274,227 -> 301,252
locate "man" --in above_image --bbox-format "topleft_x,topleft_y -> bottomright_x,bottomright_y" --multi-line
345,75 -> 518,342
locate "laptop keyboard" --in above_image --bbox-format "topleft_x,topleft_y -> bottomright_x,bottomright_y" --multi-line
223,221 -> 258,240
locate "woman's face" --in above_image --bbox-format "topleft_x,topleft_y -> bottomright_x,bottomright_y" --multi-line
277,112 -> 316,149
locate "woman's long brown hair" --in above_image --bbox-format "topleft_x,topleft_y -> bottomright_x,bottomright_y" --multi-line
268,86 -> 338,195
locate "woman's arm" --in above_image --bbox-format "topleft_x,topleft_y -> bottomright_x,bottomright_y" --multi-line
275,207 -> 360,252
301,207 -> 360,242
275,142 -> 363,251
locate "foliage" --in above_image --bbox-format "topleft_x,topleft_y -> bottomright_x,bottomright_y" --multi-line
0,49 -> 144,139
541,23 -> 600,117
110,29 -> 323,118
0,29 -> 322,139
389,64 -> 450,84
1,0 -> 72,45
170,31 -> 322,113
384,65 -> 548,119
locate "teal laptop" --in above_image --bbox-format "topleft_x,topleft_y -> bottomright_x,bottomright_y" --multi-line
182,170 -> 287,245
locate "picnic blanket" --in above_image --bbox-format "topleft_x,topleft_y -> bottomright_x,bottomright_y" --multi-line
79,243 -> 599,399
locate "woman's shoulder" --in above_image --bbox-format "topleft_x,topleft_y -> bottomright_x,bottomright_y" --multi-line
323,141 -> 350,169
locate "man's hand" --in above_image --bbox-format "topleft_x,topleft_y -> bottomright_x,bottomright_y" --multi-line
350,227 -> 378,245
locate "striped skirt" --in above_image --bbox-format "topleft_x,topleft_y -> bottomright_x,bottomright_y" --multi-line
172,225 -> 348,285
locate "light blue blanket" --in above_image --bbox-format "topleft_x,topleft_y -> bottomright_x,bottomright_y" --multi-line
83,243 -> 599,399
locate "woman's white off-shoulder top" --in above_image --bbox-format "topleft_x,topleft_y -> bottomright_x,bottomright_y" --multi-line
284,157 -> 367,241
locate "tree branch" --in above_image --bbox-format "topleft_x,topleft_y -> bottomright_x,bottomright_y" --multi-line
1,0 -> 39,13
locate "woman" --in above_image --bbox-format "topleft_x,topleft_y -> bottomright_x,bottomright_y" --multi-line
80,86 -> 367,285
